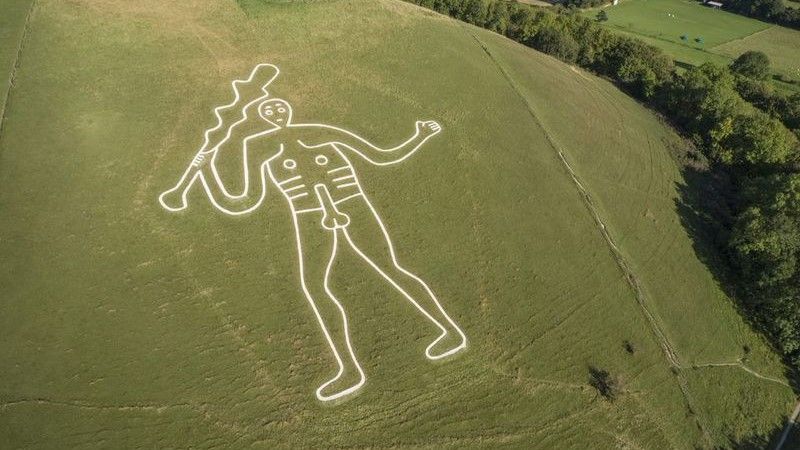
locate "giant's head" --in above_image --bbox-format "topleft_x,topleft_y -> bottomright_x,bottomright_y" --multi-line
258,99 -> 292,127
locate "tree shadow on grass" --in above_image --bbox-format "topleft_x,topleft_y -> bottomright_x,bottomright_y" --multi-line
670,137 -> 800,395
729,419 -> 794,450
675,60 -> 697,71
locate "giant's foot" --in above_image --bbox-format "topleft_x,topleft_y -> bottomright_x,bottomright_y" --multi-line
315,367 -> 366,402
425,329 -> 467,360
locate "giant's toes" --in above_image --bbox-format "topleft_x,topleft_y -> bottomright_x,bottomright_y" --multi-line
316,369 -> 365,401
425,330 -> 467,360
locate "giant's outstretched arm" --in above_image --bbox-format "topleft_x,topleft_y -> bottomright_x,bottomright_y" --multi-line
158,133 -> 275,215
299,120 -> 442,166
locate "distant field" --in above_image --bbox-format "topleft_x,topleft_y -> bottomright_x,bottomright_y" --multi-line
595,0 -> 768,47
612,28 -> 733,67
0,0 -> 796,448
713,26 -> 800,80
586,0 -> 800,90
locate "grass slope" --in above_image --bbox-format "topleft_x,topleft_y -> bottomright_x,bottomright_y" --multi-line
0,0 -> 34,122
0,0 -> 794,448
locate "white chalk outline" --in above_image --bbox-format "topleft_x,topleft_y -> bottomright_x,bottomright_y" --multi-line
158,64 -> 467,402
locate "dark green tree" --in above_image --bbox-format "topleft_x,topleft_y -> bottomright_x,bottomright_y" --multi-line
659,63 -> 741,137
731,51 -> 771,80
528,25 -> 580,63
716,110 -> 797,166
588,366 -> 624,401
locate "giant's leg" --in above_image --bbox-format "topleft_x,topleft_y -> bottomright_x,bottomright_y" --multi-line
340,197 -> 467,359
293,211 -> 365,401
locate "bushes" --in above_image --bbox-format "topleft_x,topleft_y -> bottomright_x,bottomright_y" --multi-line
781,94 -> 800,132
730,176 -> 800,292
673,71 -> 800,167
527,25 -> 580,62
658,63 -> 741,139
728,174 -> 800,365
725,0 -> 800,30
596,35 -> 672,98
716,111 -> 797,166
588,367 -> 625,401
735,77 -> 800,136
730,51 -> 771,81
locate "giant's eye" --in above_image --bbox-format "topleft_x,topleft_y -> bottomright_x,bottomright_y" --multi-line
265,110 -> 274,116
277,108 -> 286,113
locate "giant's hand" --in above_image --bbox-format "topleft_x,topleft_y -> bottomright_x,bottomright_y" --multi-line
416,120 -> 442,139
158,151 -> 215,212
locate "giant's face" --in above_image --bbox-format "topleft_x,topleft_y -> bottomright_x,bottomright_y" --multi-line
258,99 -> 292,126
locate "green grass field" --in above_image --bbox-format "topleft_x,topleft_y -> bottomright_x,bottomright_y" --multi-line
0,0 -> 796,448
587,0 -> 800,90
0,0 -> 32,120
597,0 -> 769,47
714,26 -> 800,80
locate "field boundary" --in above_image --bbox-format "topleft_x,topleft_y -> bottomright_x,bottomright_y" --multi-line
708,25 -> 776,51
0,0 -> 36,142
609,26 -> 733,61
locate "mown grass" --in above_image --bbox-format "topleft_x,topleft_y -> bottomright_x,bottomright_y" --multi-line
0,0 -> 794,448
586,0 -> 800,90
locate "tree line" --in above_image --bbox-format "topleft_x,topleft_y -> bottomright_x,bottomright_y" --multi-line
725,0 -> 800,30
562,0 -> 611,8
405,0 -> 800,372
552,0 -> 800,30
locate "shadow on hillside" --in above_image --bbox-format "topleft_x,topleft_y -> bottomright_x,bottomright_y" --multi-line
670,139 -> 800,395
724,420 -> 790,450
674,61 -> 696,71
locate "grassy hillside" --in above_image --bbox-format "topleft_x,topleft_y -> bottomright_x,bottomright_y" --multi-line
0,0 -> 794,448
0,0 -> 32,121
586,0 -> 800,90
